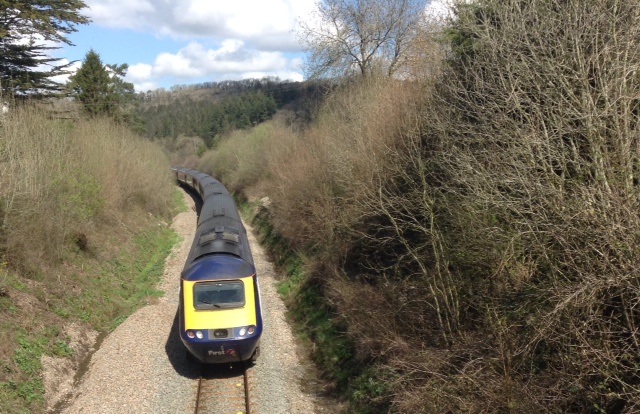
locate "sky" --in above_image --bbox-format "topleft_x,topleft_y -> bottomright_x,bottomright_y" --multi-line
53,0 -> 453,93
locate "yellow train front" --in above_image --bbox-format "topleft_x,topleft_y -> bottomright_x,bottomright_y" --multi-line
174,167 -> 262,364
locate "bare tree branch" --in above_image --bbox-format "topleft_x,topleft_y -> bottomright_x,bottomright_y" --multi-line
297,0 -> 428,79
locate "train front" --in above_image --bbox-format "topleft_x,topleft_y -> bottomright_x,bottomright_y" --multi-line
180,254 -> 262,363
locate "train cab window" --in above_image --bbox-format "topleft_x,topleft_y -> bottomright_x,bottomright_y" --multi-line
193,280 -> 245,310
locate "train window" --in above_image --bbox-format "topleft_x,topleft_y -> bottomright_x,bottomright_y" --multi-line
193,280 -> 245,310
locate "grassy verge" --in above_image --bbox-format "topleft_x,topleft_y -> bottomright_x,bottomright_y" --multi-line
65,223 -> 177,331
0,218 -> 177,413
172,186 -> 189,214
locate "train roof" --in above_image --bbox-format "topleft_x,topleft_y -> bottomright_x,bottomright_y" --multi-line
173,167 -> 255,267
172,167 -> 231,200
181,254 -> 256,282
186,223 -> 254,266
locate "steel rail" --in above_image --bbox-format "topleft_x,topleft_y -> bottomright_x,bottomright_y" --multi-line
194,374 -> 204,414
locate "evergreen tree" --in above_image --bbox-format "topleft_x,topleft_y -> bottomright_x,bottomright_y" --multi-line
0,0 -> 89,95
68,49 -> 135,118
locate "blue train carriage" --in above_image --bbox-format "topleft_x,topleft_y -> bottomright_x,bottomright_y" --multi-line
173,167 -> 263,364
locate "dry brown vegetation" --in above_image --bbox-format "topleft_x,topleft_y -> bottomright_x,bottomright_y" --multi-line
0,106 -> 173,270
195,0 -> 640,411
166,135 -> 207,169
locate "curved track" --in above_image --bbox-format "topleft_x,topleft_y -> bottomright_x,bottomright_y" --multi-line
193,362 -> 256,414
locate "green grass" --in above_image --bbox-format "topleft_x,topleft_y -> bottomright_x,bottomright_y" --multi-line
0,220 -> 179,412
84,225 -> 177,332
0,324 -> 78,411
1,335 -> 48,411
172,187 -> 189,214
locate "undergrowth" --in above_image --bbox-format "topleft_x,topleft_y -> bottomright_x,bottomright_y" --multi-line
0,219 -> 177,413
176,2 -> 640,409
242,201 -> 388,413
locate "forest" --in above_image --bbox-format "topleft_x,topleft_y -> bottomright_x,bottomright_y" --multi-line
135,78 -> 327,147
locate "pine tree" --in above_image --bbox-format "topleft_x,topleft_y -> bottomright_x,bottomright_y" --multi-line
68,49 -> 135,118
0,0 -> 89,95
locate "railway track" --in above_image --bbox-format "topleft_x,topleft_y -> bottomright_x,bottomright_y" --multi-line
193,362 -> 257,414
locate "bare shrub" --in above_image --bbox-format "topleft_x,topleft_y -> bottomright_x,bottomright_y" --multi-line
351,133 -> 462,336
268,77 -> 426,253
0,106 -> 172,270
397,15 -> 445,81
197,122 -> 284,194
294,0 -> 640,411
376,0 -> 640,411
171,135 -> 206,168
0,106 -> 78,265
70,116 -> 173,217
326,274 -> 412,361
267,125 -> 340,249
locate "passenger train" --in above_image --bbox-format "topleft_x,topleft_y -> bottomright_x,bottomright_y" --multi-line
173,167 -> 262,364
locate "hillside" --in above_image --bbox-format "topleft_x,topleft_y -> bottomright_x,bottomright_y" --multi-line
0,107 -> 176,413
135,77 -> 329,148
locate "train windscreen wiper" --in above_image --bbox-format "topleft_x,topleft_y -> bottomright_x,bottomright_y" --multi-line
198,298 -> 221,308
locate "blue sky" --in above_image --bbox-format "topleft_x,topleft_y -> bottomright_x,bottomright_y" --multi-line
52,0 -> 317,92
51,0 -> 452,92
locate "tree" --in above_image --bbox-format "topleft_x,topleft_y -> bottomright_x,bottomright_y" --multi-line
0,0 -> 89,95
68,49 -> 135,118
297,0 -> 427,79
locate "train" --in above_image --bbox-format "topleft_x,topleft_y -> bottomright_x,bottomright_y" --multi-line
172,167 -> 262,364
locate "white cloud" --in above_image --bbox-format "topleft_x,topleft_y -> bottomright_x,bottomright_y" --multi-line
85,0 -> 156,29
84,0 -> 315,51
124,40 -> 303,91
132,80 -> 159,92
127,63 -> 153,82
425,0 -> 472,22
49,59 -> 83,85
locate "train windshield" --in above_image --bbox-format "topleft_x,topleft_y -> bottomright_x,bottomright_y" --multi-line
193,280 -> 245,310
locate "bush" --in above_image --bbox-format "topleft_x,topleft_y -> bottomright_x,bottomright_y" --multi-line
379,0 -> 640,411
268,77 -> 427,252
195,1 -> 640,409
198,121 -> 297,197
0,107 -> 173,269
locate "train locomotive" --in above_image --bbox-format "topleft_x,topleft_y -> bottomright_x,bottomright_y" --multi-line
173,167 -> 262,364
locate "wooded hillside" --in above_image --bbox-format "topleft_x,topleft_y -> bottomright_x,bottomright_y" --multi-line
135,78 -> 327,147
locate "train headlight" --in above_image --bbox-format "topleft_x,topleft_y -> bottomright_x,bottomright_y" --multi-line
187,331 -> 195,339
196,331 -> 204,339
239,327 -> 247,336
247,326 -> 256,335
